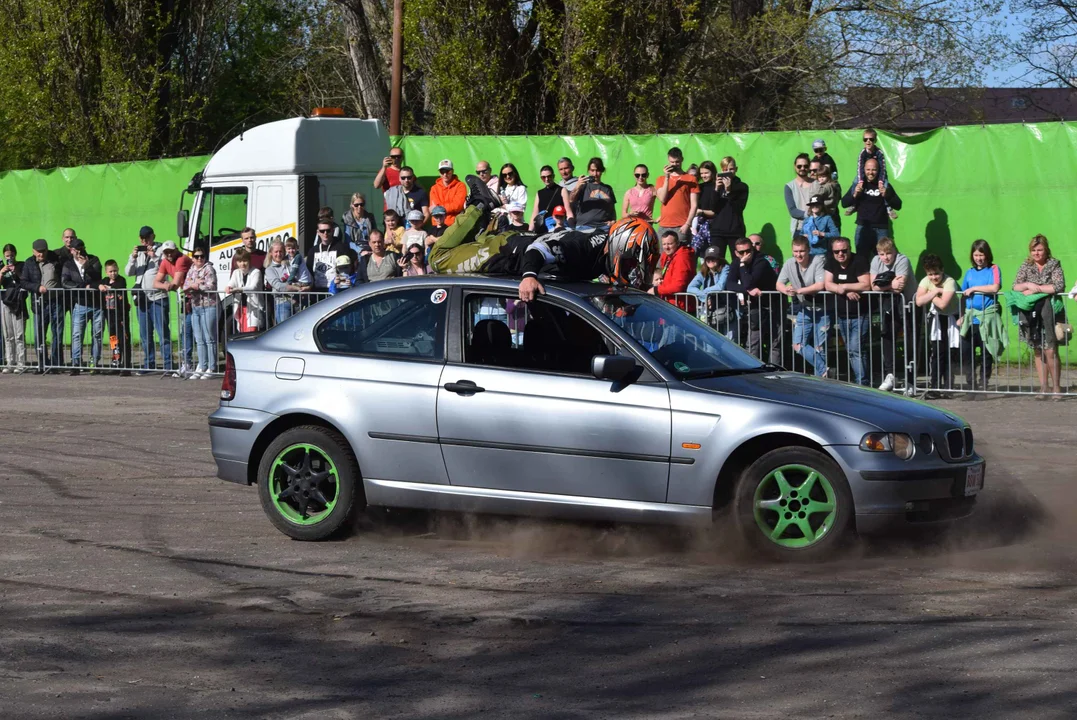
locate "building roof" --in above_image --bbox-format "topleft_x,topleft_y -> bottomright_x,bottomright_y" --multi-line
838,86 -> 1077,130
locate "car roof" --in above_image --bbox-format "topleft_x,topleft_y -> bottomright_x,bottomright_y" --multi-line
381,273 -> 632,299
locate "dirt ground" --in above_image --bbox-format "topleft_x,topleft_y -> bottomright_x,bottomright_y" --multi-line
1,376 -> 1075,719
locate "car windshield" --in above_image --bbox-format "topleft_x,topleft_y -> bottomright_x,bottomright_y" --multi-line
588,292 -> 766,379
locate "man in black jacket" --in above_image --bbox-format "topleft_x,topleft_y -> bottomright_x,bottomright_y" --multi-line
19,239 -> 63,372
709,159 -> 749,263
840,157 -> 901,258
306,221 -> 358,293
727,236 -> 780,364
61,238 -> 104,374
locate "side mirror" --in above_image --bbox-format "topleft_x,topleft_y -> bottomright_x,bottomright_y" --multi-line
177,209 -> 189,239
591,355 -> 638,383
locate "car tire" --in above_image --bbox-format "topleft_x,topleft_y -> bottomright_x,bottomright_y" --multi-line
257,425 -> 362,541
733,447 -> 853,562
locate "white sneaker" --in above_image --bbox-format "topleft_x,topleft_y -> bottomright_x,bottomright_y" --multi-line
903,386 -> 917,397
198,372 -> 213,380
187,366 -> 205,380
13,365 -> 26,375
878,373 -> 895,392
172,363 -> 190,379
1,368 -> 9,374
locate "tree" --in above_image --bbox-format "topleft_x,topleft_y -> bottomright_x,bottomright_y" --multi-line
1006,0 -> 1077,89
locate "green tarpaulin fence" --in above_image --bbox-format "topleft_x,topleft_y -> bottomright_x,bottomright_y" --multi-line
1,124 -> 1073,360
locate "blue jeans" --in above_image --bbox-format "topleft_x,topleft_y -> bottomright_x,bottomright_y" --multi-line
34,300 -> 63,368
855,225 -> 887,258
836,315 -> 866,385
275,300 -> 294,325
150,298 -> 173,370
136,303 -> 155,369
793,309 -> 830,376
181,307 -> 194,368
191,304 -> 218,372
71,304 -> 104,367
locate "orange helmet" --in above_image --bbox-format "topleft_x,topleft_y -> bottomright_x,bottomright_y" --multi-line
606,217 -> 658,289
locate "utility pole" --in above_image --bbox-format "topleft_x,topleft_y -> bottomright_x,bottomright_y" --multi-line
389,0 -> 403,136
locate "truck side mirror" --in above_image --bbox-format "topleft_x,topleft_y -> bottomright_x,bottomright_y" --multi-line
177,209 -> 189,239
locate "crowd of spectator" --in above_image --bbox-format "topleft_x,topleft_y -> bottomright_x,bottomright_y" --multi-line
0,132 -> 1072,397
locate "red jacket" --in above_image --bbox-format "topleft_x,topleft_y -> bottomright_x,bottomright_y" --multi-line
656,245 -> 695,299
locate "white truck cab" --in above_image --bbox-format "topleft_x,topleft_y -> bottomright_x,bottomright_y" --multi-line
178,115 -> 389,289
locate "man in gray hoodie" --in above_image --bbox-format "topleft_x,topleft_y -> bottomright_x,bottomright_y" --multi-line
784,154 -> 819,239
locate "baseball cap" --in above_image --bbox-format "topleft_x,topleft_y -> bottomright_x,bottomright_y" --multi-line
32,239 -> 48,252
552,205 -> 566,217
335,255 -> 352,268
507,202 -> 525,213
430,205 -> 447,216
406,209 -> 423,222
807,195 -> 823,206
812,139 -> 826,150
438,159 -> 453,171
70,238 -> 86,251
158,240 -> 178,252
139,225 -> 155,238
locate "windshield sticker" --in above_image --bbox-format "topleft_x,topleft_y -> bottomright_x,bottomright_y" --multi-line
430,289 -> 447,304
674,362 -> 690,373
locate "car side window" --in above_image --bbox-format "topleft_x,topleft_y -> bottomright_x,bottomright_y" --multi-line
317,288 -> 446,361
463,294 -> 612,375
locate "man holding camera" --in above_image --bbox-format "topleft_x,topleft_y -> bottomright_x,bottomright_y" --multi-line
655,147 -> 698,245
125,226 -> 160,372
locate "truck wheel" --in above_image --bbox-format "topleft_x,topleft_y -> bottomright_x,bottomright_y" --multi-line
734,447 -> 853,561
257,426 -> 361,541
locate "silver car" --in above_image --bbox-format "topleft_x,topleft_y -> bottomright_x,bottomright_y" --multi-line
208,275 -> 985,560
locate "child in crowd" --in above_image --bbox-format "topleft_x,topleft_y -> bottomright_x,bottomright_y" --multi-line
329,255 -> 357,294
402,210 -> 430,252
227,248 -> 264,332
958,239 -> 1003,391
99,259 -> 132,373
284,238 -> 309,280
428,206 -> 448,238
854,128 -> 896,220
915,254 -> 959,393
383,209 -> 404,253
551,205 -> 567,230
800,195 -> 838,256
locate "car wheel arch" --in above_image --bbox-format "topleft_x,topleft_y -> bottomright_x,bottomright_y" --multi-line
711,432 -> 830,513
246,412 -> 361,486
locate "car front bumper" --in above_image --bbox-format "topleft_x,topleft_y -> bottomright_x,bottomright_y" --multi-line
208,406 -> 279,485
826,445 -> 985,535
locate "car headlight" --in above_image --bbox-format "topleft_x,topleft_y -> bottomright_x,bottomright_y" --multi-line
859,432 -> 915,460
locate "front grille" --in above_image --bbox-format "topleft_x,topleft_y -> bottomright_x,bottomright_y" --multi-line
946,429 -> 964,461
918,433 -> 935,456
964,428 -> 974,457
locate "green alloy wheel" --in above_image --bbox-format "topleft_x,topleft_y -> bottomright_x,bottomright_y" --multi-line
257,426 -> 361,540
734,447 -> 853,561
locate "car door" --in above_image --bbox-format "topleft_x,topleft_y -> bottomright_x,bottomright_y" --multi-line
306,286 -> 450,485
436,291 -> 672,504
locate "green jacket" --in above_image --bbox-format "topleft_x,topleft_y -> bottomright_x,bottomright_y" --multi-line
1003,290 -> 1063,316
959,304 -> 1008,358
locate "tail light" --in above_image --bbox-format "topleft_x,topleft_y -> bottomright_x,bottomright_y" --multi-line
221,352 -> 236,401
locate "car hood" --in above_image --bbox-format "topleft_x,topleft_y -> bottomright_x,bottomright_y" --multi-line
685,372 -> 964,431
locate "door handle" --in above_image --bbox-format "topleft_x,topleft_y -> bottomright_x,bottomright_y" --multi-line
443,380 -> 485,395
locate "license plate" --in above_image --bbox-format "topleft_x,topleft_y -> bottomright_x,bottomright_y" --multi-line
964,464 -> 984,496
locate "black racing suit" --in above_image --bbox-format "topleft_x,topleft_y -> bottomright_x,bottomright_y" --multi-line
518,228 -> 609,281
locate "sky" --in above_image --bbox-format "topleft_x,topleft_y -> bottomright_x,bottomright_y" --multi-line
983,6 -> 1037,87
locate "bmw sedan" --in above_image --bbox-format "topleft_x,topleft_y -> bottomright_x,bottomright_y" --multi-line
208,275 -> 985,560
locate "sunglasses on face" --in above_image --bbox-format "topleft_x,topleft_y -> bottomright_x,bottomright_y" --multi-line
833,248 -> 849,254
439,168 -> 452,174
635,173 -> 648,178
796,164 -> 809,170
501,172 -> 514,178
735,249 -> 752,256
540,174 -> 553,181
390,154 -> 403,161
477,168 -> 491,174
352,202 -> 364,207
863,137 -> 876,143
400,175 -> 413,181
318,229 -> 331,235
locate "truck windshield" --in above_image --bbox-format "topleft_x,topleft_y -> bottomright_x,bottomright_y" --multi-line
589,292 -> 764,379
196,187 -> 249,249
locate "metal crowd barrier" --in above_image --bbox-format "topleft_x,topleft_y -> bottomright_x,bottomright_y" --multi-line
2,284 -> 1072,397
2,287 -> 331,376
672,290 -> 1074,397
